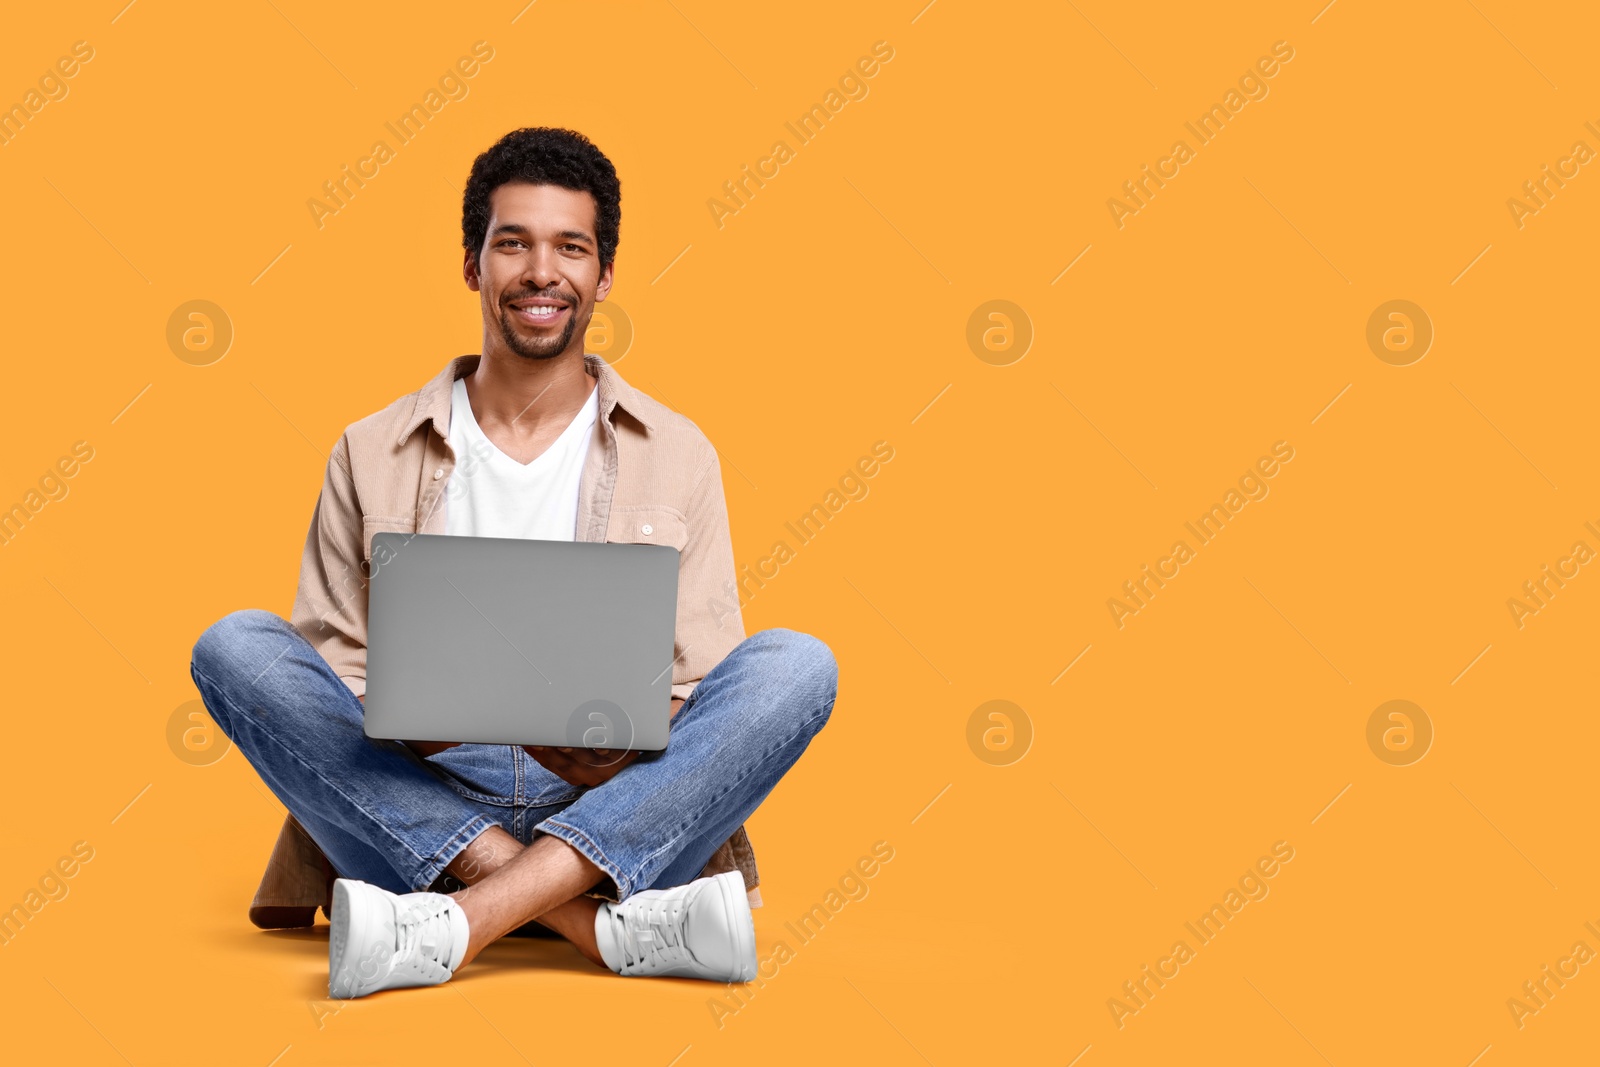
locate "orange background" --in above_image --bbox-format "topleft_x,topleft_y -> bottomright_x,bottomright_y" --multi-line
3,1 -> 1597,1063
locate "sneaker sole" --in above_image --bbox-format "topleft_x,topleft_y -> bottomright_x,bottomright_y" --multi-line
328,879 -> 389,999
712,871 -> 758,982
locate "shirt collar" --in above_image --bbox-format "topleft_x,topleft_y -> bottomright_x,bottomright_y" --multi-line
397,352 -> 655,447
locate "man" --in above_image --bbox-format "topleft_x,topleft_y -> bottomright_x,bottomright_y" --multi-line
189,127 -> 838,998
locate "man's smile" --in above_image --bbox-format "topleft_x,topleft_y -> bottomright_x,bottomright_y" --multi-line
507,296 -> 571,327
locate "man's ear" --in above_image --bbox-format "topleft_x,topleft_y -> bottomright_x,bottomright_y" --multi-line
463,248 -> 481,292
595,259 -> 615,302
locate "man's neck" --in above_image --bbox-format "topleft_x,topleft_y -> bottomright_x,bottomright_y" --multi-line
464,348 -> 595,437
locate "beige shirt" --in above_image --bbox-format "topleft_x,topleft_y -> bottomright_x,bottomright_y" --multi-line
275,351 -> 759,898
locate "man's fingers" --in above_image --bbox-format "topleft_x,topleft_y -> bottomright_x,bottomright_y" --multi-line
554,754 -> 595,785
522,743 -> 624,787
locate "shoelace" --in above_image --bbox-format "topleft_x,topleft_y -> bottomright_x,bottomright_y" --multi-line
394,899 -> 452,974
618,896 -> 689,970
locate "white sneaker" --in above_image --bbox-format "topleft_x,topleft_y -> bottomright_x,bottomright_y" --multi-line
328,878 -> 469,999
594,870 -> 757,982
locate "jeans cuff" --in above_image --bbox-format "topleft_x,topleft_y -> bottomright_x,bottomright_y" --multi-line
536,818 -> 631,903
407,814 -> 497,892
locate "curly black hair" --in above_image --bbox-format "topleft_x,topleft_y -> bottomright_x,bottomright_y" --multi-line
461,127 -> 621,272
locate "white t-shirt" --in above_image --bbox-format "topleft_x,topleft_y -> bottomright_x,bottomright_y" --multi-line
444,375 -> 599,540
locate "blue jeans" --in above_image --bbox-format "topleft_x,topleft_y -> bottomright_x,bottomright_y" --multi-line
189,610 -> 836,902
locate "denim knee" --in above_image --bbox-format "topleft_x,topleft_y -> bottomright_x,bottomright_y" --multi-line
748,627 -> 838,732
190,608 -> 297,696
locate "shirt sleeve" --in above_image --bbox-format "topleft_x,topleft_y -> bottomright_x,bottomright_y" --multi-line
671,448 -> 746,703
289,432 -> 371,698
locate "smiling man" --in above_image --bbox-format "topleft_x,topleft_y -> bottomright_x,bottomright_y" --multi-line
189,127 -> 838,997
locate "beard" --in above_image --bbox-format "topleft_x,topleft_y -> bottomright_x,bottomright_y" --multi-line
498,299 -> 582,360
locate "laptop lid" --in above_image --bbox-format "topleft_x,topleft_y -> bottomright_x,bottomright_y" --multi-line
363,532 -> 679,750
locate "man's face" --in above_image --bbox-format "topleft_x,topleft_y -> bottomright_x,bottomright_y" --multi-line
465,181 -> 613,361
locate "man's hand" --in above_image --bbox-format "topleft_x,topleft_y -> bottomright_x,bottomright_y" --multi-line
523,696 -> 685,788
405,740 -> 463,757
523,745 -> 642,787
358,695 -> 684,775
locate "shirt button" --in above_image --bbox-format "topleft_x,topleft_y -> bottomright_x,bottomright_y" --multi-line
433,468 -> 444,480
641,524 -> 653,535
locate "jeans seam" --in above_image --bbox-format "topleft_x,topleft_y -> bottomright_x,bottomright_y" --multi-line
512,747 -> 525,839
192,660 -> 493,890
438,781 -> 520,807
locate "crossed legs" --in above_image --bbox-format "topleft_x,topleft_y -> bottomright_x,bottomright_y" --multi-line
190,609 -> 837,976
444,827 -> 604,966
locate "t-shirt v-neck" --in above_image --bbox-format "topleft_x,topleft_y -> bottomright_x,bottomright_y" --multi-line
443,375 -> 599,540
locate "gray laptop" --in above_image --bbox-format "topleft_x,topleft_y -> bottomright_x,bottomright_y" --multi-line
363,532 -> 679,750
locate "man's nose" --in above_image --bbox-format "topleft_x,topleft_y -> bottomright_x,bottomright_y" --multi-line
522,245 -> 563,291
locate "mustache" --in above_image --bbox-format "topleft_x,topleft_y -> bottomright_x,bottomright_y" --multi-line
504,290 -> 575,306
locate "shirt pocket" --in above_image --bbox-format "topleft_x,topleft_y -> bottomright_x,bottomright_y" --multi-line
361,514 -> 417,566
605,504 -> 689,551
